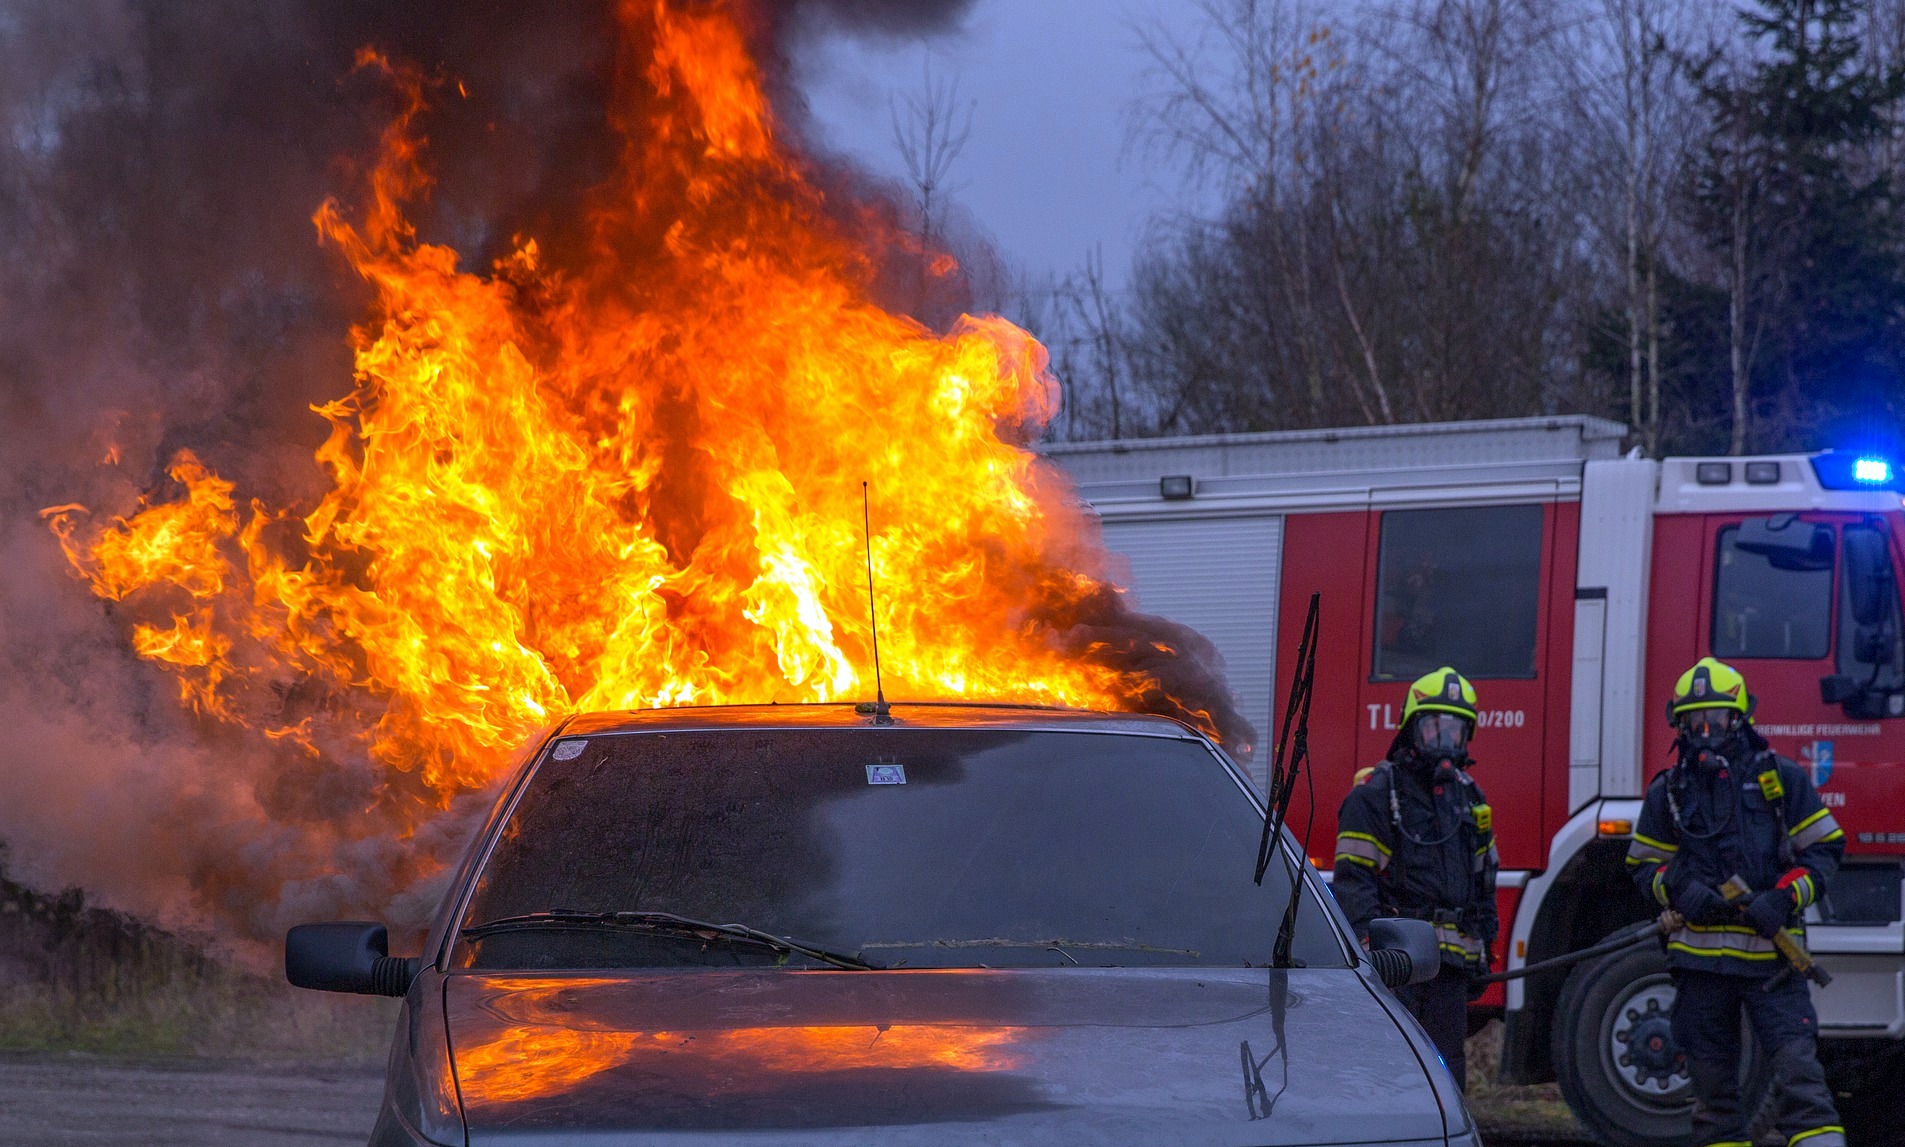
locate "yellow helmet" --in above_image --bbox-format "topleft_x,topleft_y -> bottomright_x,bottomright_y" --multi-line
1667,656 -> 1752,721
1401,667 -> 1478,725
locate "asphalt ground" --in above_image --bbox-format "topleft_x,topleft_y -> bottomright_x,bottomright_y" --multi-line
0,1052 -> 1602,1146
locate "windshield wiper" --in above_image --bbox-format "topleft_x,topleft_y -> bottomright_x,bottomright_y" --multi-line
460,910 -> 880,971
1255,591 -> 1320,969
860,938 -> 1199,958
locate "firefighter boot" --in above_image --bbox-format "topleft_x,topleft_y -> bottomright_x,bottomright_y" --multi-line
1768,1039 -> 1843,1147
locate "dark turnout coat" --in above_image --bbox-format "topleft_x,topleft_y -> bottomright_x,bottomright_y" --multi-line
1333,755 -> 1499,969
1626,749 -> 1844,976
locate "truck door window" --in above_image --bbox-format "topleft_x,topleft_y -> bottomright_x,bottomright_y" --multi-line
1372,504 -> 1544,680
1837,525 -> 1904,689
1712,524 -> 1833,659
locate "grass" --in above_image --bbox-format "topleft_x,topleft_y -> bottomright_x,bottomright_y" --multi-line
1465,1020 -> 1596,1144
0,862 -> 394,1062
0,971 -> 396,1061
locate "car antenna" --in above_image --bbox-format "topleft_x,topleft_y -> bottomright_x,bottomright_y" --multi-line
858,481 -> 892,725
1255,591 -> 1319,968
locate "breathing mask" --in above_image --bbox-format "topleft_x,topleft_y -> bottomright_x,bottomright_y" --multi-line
1411,711 -> 1471,764
1676,706 -> 1742,763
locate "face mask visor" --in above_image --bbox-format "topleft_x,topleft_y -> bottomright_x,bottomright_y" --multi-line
1678,707 -> 1741,754
1412,712 -> 1471,760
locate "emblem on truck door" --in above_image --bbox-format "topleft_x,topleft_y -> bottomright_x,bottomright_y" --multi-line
1802,740 -> 1833,788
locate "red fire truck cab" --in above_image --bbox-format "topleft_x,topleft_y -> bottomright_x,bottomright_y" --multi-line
1046,417 -> 1905,1146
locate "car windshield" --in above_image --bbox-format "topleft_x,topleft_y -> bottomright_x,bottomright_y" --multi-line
453,727 -> 1346,972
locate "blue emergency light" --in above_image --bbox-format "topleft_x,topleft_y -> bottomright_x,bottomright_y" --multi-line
1812,452 -> 1902,490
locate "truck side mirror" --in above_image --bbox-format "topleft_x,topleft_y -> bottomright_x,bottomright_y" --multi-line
1821,675 -> 1861,705
1820,675 -> 1905,719
1366,917 -> 1439,988
286,921 -> 419,997
1824,527 -> 1902,717
1843,527 -> 1894,630
1734,516 -> 1834,572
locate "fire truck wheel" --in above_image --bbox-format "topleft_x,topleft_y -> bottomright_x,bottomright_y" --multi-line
1552,942 -> 1769,1147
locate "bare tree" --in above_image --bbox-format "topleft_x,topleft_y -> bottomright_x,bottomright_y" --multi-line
1096,0 -> 1900,454
887,55 -> 1014,330
1123,0 -> 1587,434
1558,0 -> 1703,455
1069,246 -> 1128,439
1692,43 -> 1774,458
1131,0 -> 1376,429
890,56 -> 974,246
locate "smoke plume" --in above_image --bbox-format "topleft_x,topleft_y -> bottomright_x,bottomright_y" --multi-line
0,0 -> 1246,955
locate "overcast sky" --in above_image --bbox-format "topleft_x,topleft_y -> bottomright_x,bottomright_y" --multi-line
799,0 -> 1218,292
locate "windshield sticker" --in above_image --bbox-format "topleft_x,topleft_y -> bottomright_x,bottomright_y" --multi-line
551,739 -> 587,761
865,764 -> 906,785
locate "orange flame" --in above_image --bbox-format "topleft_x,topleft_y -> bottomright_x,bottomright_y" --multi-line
46,450 -> 236,603
44,3 -> 1222,845
455,1023 -> 1025,1108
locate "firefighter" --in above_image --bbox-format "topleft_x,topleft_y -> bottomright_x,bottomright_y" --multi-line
1625,657 -> 1845,1147
1334,666 -> 1498,1090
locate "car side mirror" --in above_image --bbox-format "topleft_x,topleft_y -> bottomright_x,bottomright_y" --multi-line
286,921 -> 419,997
1366,917 -> 1439,989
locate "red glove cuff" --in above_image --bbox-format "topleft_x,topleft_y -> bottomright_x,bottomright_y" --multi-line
1775,868 -> 1817,909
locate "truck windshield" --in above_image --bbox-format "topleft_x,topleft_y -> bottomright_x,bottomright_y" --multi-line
453,728 -> 1346,972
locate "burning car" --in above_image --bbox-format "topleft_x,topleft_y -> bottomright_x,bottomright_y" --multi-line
288,703 -> 1472,1146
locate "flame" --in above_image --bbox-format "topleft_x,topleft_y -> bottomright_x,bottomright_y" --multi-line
46,451 -> 236,603
43,1 -> 1225,875
455,1023 -> 1025,1107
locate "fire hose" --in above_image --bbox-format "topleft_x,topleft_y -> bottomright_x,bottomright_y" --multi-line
1477,913 -> 1678,984
1477,892 -> 1831,987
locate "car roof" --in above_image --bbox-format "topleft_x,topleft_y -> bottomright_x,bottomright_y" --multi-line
559,702 -> 1206,740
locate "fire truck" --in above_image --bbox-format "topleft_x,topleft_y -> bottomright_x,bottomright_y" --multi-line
1045,416 -> 1905,1146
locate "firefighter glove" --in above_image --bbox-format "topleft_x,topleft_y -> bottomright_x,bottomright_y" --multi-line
1465,946 -> 1494,1001
1744,888 -> 1795,938
1668,875 -> 1731,925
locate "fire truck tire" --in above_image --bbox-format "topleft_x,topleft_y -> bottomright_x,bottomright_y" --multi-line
1552,942 -> 1769,1147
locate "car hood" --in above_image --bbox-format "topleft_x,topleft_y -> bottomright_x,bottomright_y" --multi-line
443,966 -> 1453,1146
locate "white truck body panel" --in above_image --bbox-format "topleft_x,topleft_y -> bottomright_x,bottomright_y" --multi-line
1097,514 -> 1282,789
1575,459 -> 1659,801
